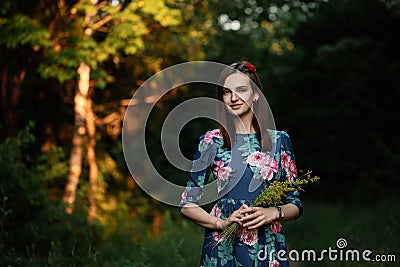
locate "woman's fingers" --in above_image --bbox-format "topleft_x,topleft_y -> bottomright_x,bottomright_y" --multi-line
240,206 -> 259,214
240,208 -> 262,221
239,207 -> 277,228
228,209 -> 244,225
240,207 -> 259,220
234,205 -> 251,225
246,219 -> 265,229
242,215 -> 266,229
228,206 -> 278,230
239,204 -> 252,219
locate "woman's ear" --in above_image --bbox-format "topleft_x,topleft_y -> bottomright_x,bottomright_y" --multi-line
253,91 -> 259,102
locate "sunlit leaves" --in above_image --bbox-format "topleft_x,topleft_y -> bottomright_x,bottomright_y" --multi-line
0,0 -> 187,87
0,14 -> 51,49
141,0 -> 181,26
38,49 -> 80,82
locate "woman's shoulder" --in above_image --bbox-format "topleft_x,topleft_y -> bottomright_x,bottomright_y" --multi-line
199,128 -> 223,143
267,129 -> 291,142
196,128 -> 223,152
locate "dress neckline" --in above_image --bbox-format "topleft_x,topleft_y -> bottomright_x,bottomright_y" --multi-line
235,132 -> 257,136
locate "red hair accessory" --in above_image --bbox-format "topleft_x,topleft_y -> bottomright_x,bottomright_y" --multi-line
245,62 -> 257,73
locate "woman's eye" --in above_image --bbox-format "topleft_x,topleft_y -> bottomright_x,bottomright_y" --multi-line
223,89 -> 231,94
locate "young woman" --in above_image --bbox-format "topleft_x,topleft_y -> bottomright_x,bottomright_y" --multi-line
180,61 -> 302,267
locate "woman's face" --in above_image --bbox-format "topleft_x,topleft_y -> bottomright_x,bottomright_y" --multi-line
222,72 -> 259,117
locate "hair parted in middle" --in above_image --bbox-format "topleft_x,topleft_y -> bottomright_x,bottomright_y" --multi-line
216,61 -> 272,151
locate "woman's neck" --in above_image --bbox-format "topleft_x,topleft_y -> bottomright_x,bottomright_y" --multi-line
233,113 -> 255,134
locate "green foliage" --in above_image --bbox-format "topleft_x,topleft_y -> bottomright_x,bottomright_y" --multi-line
207,0 -> 324,62
0,1 -> 11,16
141,0 -> 181,26
101,0 -> 182,57
92,209 -> 204,267
251,171 -> 320,207
38,49 -> 81,83
0,123 -> 97,266
1,0 -> 400,266
38,0 -> 184,84
0,14 -> 51,48
284,199 -> 400,266
0,124 -> 206,266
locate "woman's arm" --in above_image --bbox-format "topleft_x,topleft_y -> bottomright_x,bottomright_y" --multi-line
180,203 -> 245,231
276,203 -> 300,221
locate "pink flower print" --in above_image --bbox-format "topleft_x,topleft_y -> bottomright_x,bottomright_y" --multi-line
267,157 -> 279,173
213,231 -> 223,242
281,151 -> 291,169
203,133 -> 213,143
180,189 -> 187,202
261,166 -> 274,181
260,157 -> 278,181
213,161 -> 225,177
210,129 -> 221,138
215,165 -> 233,193
236,228 -> 258,246
247,151 -> 268,167
269,260 -> 280,267
214,160 -> 224,168
210,205 -> 222,218
203,129 -> 221,143
270,221 -> 282,234
217,166 -> 232,181
286,160 -> 297,182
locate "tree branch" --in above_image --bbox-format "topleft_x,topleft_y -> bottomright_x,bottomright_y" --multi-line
92,5 -> 122,30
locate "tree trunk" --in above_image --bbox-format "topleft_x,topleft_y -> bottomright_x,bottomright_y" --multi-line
0,67 -> 26,137
63,0 -> 99,216
63,62 -> 90,214
152,211 -> 163,237
86,98 -> 98,223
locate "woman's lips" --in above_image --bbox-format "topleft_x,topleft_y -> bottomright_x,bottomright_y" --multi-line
230,104 -> 242,110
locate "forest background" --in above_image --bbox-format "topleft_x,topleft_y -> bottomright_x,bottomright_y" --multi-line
1,0 -> 399,266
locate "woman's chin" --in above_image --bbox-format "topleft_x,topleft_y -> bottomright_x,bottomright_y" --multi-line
228,107 -> 252,118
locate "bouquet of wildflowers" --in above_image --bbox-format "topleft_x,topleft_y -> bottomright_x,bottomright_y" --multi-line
217,170 -> 320,245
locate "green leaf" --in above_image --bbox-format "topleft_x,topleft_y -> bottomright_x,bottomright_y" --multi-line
0,14 -> 51,48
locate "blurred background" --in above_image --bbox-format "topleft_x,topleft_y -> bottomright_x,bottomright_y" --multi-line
1,0 -> 399,266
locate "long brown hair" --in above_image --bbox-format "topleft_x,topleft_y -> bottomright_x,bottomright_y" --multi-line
216,61 -> 272,151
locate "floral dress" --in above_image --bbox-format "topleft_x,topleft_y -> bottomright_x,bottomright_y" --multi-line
180,129 -> 303,267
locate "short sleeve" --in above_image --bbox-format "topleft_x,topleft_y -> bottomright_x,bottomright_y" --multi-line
278,131 -> 304,217
179,131 -> 217,208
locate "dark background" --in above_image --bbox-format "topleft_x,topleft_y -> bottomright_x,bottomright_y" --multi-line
1,0 -> 399,266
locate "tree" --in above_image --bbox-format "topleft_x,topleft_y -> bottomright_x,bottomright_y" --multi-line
1,0 -> 219,226
0,1 -> 51,137
268,0 -> 400,201
37,0 -> 183,218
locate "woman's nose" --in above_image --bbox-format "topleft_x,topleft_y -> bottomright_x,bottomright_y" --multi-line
231,92 -> 239,102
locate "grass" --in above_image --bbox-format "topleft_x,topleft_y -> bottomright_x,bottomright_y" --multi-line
176,197 -> 399,267
283,198 -> 399,267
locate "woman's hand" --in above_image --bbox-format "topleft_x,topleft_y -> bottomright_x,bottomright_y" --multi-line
239,205 -> 279,230
217,204 -> 248,230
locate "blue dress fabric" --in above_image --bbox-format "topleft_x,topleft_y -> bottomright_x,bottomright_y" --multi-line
180,129 -> 303,267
